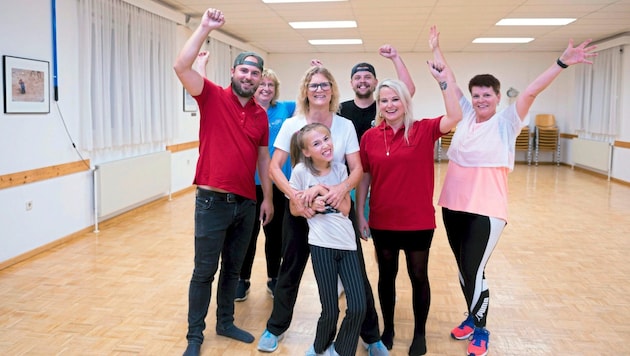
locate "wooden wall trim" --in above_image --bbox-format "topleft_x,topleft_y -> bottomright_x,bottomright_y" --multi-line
166,141 -> 199,153
562,135 -> 630,149
0,184 -> 196,271
0,160 -> 91,190
614,140 -> 630,149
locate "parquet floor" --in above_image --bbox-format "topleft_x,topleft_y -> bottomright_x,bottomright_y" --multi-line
1,164 -> 629,355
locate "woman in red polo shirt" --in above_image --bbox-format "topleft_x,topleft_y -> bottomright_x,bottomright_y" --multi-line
356,60 -> 461,355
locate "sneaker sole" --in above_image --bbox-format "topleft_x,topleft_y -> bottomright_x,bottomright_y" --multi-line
257,333 -> 284,352
451,331 -> 474,340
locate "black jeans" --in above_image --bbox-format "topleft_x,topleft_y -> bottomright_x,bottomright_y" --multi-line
266,200 -> 381,344
186,188 -> 256,344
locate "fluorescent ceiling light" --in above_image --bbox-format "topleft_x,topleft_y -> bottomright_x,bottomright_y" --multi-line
496,18 -> 576,26
473,37 -> 534,44
263,0 -> 346,3
290,21 -> 357,29
309,39 -> 363,45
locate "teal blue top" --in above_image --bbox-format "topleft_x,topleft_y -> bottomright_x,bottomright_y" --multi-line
255,101 -> 296,185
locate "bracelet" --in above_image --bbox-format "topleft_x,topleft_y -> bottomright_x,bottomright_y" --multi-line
556,58 -> 568,69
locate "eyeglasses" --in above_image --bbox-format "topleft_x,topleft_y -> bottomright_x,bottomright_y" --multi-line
307,82 -> 332,91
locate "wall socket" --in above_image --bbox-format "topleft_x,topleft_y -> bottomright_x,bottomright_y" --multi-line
25,201 -> 33,211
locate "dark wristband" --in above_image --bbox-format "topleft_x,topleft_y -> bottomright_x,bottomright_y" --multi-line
556,58 -> 568,69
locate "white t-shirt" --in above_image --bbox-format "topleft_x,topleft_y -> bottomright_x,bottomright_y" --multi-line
447,97 -> 528,171
274,114 -> 360,166
290,162 -> 356,251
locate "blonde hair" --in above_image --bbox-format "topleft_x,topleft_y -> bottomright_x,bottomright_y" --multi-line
296,66 -> 340,116
290,123 -> 331,176
375,79 -> 416,144
261,68 -> 280,106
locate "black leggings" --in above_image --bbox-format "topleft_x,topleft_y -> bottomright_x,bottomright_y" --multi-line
371,229 -> 434,339
442,208 -> 505,328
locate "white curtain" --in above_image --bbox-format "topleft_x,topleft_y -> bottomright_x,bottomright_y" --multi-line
78,0 -> 176,162
203,37 -> 233,88
573,46 -> 622,142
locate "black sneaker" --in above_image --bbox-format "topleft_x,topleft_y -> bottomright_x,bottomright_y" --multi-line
235,279 -> 250,302
266,278 -> 277,298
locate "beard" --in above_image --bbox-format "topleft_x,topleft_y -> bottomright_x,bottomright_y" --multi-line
232,77 -> 258,98
355,90 -> 374,100
354,84 -> 374,99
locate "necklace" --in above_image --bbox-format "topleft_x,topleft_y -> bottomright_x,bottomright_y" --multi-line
383,128 -> 391,156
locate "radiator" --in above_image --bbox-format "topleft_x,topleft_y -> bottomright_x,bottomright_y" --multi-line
571,138 -> 612,180
94,151 -> 171,231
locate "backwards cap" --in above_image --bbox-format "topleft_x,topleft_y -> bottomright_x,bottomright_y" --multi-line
233,51 -> 264,71
350,62 -> 376,78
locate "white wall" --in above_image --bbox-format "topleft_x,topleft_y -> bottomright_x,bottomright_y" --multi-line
268,51 -> 575,128
1,0 -> 628,265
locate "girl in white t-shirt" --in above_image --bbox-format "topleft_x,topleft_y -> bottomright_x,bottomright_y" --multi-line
289,123 -> 366,356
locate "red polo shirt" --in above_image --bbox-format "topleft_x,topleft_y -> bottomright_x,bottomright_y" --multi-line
193,79 -> 268,201
360,117 -> 443,230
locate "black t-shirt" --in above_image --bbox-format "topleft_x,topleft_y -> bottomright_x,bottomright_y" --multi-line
339,100 -> 376,142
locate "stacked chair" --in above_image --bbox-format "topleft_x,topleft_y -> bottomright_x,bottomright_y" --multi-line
515,125 -> 532,165
436,128 -> 455,162
534,114 -> 560,166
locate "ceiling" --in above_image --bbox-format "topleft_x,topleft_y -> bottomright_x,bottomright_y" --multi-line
153,0 -> 630,54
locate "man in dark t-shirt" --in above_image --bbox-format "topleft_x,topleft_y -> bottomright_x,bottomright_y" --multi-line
339,45 -> 416,142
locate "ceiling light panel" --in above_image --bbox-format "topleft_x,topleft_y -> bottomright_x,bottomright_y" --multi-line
473,37 -> 535,43
290,21 -> 357,29
309,39 -> 363,45
263,0 -> 347,3
496,18 -> 576,26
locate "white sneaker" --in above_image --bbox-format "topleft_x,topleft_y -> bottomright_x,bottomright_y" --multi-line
306,344 -> 339,356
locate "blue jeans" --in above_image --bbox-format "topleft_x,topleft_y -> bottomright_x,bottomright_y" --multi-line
186,188 -> 256,344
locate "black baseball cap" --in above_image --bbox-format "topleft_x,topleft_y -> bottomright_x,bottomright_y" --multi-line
233,51 -> 264,71
350,62 -> 376,78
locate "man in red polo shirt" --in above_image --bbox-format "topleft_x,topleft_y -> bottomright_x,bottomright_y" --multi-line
173,8 -> 273,356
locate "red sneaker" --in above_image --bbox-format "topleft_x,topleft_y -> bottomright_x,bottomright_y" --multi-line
450,315 -> 475,340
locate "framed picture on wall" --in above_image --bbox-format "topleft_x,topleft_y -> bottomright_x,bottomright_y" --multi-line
183,87 -> 197,112
3,55 -> 50,114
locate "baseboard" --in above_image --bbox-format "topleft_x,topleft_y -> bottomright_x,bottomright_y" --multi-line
0,185 -> 196,271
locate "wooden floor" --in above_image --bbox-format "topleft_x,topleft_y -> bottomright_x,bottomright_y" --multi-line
1,164 -> 629,356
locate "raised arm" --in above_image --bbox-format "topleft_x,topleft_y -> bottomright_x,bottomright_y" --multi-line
193,51 -> 210,78
173,8 -> 225,96
427,60 -> 462,134
516,39 -> 597,119
429,26 -> 464,100
379,44 -> 416,97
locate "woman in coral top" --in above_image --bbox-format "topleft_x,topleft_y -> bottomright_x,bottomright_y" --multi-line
430,25 -> 597,356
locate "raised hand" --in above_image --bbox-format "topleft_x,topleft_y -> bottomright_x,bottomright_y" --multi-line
429,25 -> 440,51
201,8 -> 225,30
379,44 -> 399,59
310,59 -> 323,67
427,60 -> 449,82
559,39 -> 598,66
